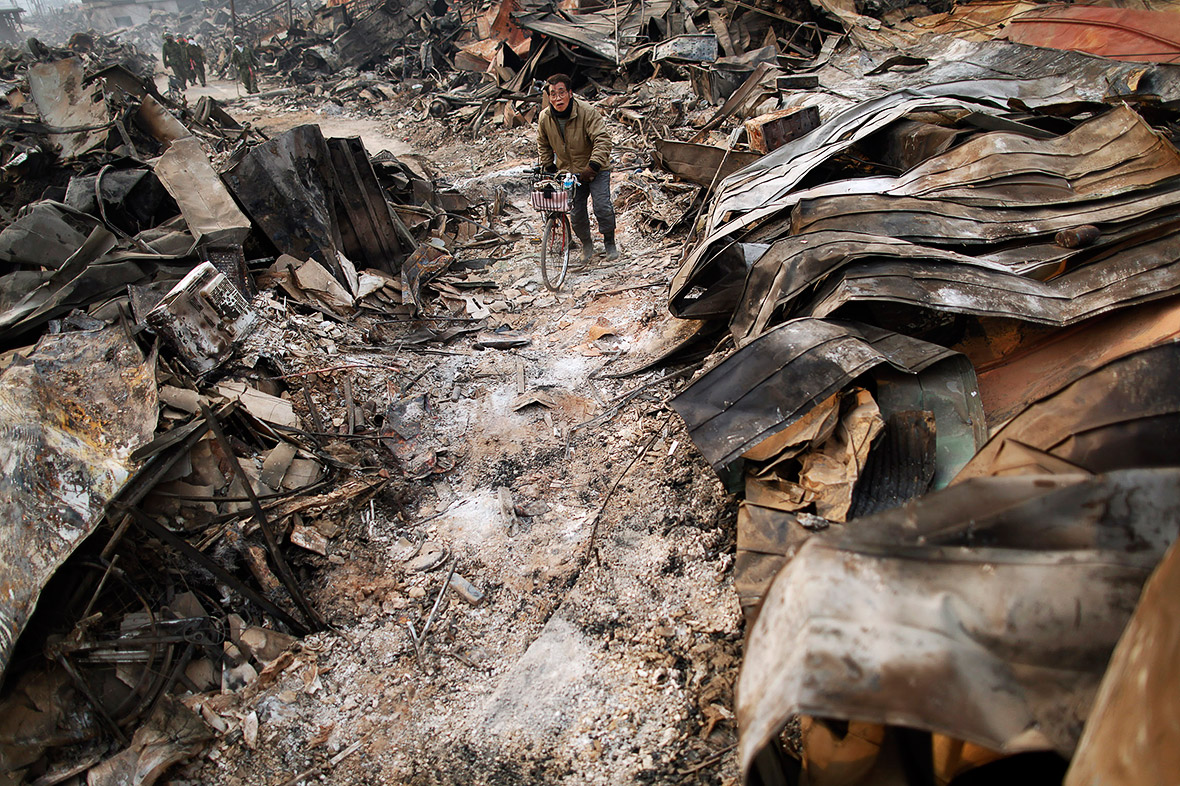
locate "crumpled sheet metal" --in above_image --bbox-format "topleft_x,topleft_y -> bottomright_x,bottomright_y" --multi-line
699,107 -> 1180,333
736,469 -> 1180,779
0,327 -> 158,677
670,318 -> 984,472
1064,538 -> 1180,786
672,47 -> 1180,314
0,201 -> 100,270
814,33 -> 1180,108
26,58 -> 109,160
730,214 -> 1180,341
956,341 -> 1180,480
653,139 -> 762,190
788,105 -> 1180,212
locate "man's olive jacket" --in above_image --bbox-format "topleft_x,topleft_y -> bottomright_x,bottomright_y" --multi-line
537,96 -> 612,173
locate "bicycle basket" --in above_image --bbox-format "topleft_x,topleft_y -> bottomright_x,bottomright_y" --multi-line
530,181 -> 571,213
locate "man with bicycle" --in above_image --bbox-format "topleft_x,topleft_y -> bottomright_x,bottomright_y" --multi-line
537,74 -> 618,264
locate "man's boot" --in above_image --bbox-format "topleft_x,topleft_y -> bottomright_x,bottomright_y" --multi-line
604,233 -> 619,261
576,234 -> 594,268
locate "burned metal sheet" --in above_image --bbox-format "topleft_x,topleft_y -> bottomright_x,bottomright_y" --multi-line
0,201 -> 100,270
695,107 -> 1180,328
1064,539 -> 1180,786
27,58 -> 109,160
153,138 -> 251,245
737,469 -> 1180,779
730,207 -> 1180,342
223,125 -> 350,285
653,139 -> 762,190
0,327 -> 158,676
324,136 -> 409,275
652,35 -> 718,63
224,126 -> 404,289
798,105 -> 1180,210
801,242 -> 1180,331
814,32 -> 1180,107
136,94 -> 193,146
955,341 -> 1180,480
670,92 -> 978,313
670,318 -> 984,472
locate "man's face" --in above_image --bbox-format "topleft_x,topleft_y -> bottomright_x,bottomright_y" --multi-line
548,82 -> 571,112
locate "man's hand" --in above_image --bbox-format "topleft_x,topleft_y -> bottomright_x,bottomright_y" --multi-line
578,167 -> 597,185
543,163 -> 558,174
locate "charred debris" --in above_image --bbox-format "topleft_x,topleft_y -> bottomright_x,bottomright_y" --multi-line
2,0 -> 1180,782
0,24 -> 499,784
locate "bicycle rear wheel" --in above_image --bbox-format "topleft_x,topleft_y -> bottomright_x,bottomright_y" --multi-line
540,212 -> 571,292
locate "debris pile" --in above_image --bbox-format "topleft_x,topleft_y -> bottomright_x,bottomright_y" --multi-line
0,35 -> 506,782
665,24 -> 1180,786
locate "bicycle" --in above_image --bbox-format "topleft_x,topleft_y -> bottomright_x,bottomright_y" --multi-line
530,171 -> 576,292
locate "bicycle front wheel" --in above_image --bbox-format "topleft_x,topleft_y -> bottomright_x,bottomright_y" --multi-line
540,212 -> 571,292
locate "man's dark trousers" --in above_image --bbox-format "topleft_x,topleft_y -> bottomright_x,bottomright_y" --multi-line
570,170 -> 614,246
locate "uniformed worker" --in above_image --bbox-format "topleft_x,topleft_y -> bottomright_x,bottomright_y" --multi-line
230,36 -> 258,94
162,32 -> 189,89
536,73 -> 618,264
185,36 -> 206,87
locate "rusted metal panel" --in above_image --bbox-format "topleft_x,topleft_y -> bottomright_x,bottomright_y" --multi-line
956,341 -> 1180,480
971,296 -> 1180,428
1065,538 -> 1180,786
1005,5 -> 1180,64
0,327 -> 157,677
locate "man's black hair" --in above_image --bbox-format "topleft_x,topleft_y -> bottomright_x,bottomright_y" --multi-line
546,73 -> 573,91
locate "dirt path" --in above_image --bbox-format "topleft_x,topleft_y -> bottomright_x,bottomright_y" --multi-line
184,98 -> 742,786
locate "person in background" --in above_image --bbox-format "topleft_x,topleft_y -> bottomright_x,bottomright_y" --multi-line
162,32 -> 189,90
185,36 -> 206,87
230,36 -> 258,94
536,73 -> 618,264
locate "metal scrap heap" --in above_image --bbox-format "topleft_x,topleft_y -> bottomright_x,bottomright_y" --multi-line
664,12 -> 1180,786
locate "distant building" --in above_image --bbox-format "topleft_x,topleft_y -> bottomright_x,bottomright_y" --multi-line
79,0 -> 198,30
0,6 -> 23,44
